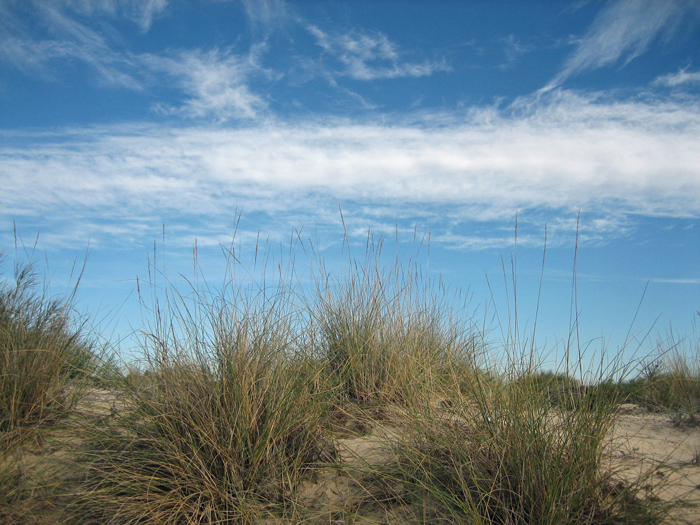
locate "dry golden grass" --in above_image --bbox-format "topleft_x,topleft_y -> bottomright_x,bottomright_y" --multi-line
2,236 -> 698,524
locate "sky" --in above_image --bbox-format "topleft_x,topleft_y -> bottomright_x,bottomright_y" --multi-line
1,0 -> 699,369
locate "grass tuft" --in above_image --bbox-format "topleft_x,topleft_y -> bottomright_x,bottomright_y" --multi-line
1,229 -> 694,523
379,367 -> 664,525
311,234 -> 480,407
68,266 -> 335,524
0,258 -> 97,448
0,254 -> 101,523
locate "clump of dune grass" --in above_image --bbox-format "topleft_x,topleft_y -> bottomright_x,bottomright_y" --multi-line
361,225 -> 670,524
594,328 -> 700,423
0,256 -> 97,448
15,223 -> 684,524
310,232 -> 481,407
367,354 -> 668,525
660,349 -> 700,426
0,251 -> 101,524
614,334 -> 700,427
509,370 -> 588,410
0,451 -> 31,524
68,252 -> 335,524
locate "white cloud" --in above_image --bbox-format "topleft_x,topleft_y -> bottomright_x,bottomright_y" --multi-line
0,0 -> 275,120
544,0 -> 699,91
307,25 -> 451,81
0,0 -> 452,117
141,46 -> 271,120
41,0 -> 168,32
498,34 -> 533,70
240,0 -> 289,31
1,90 -> 698,251
0,35 -> 142,89
654,67 -> 700,87
0,1 -> 147,88
0,1 -> 270,120
647,278 -> 700,284
132,0 -> 168,31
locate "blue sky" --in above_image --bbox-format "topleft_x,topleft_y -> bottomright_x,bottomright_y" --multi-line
1,0 -> 699,367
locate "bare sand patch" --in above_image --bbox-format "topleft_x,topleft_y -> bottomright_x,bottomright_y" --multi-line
609,405 -> 700,524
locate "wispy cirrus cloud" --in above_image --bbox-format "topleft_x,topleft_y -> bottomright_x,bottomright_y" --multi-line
544,0 -> 700,91
1,0 -> 452,117
0,0 -> 275,121
497,34 -> 534,70
38,0 -> 168,32
1,90 -> 698,250
239,0 -> 290,31
647,278 -> 700,284
0,2 -> 144,88
142,45 -> 274,120
126,0 -> 169,32
307,25 -> 451,81
654,67 -> 700,88
0,36 -> 141,88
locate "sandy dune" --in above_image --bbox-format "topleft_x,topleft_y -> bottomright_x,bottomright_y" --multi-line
609,405 -> 700,524
5,393 -> 700,523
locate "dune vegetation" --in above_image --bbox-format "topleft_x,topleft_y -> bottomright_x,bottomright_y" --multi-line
1,232 -> 698,524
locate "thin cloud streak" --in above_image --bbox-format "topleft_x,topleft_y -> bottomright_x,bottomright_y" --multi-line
1,91 -> 699,250
1,11 -> 275,120
654,68 -> 700,87
130,0 -> 169,31
0,2 -> 144,89
647,278 -> 700,285
497,34 -> 534,70
1,0 -> 451,116
307,25 -> 451,81
31,0 -> 167,32
240,0 -> 289,31
544,0 -> 699,91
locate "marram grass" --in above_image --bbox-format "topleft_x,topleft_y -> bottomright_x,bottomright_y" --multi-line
377,370 -> 666,525
0,259 -> 98,448
1,235 -> 697,524
0,256 -> 102,523
68,279 -> 336,524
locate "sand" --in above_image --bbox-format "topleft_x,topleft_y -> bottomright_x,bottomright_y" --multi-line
299,402 -> 700,523
609,404 -> 700,524
4,392 -> 700,523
